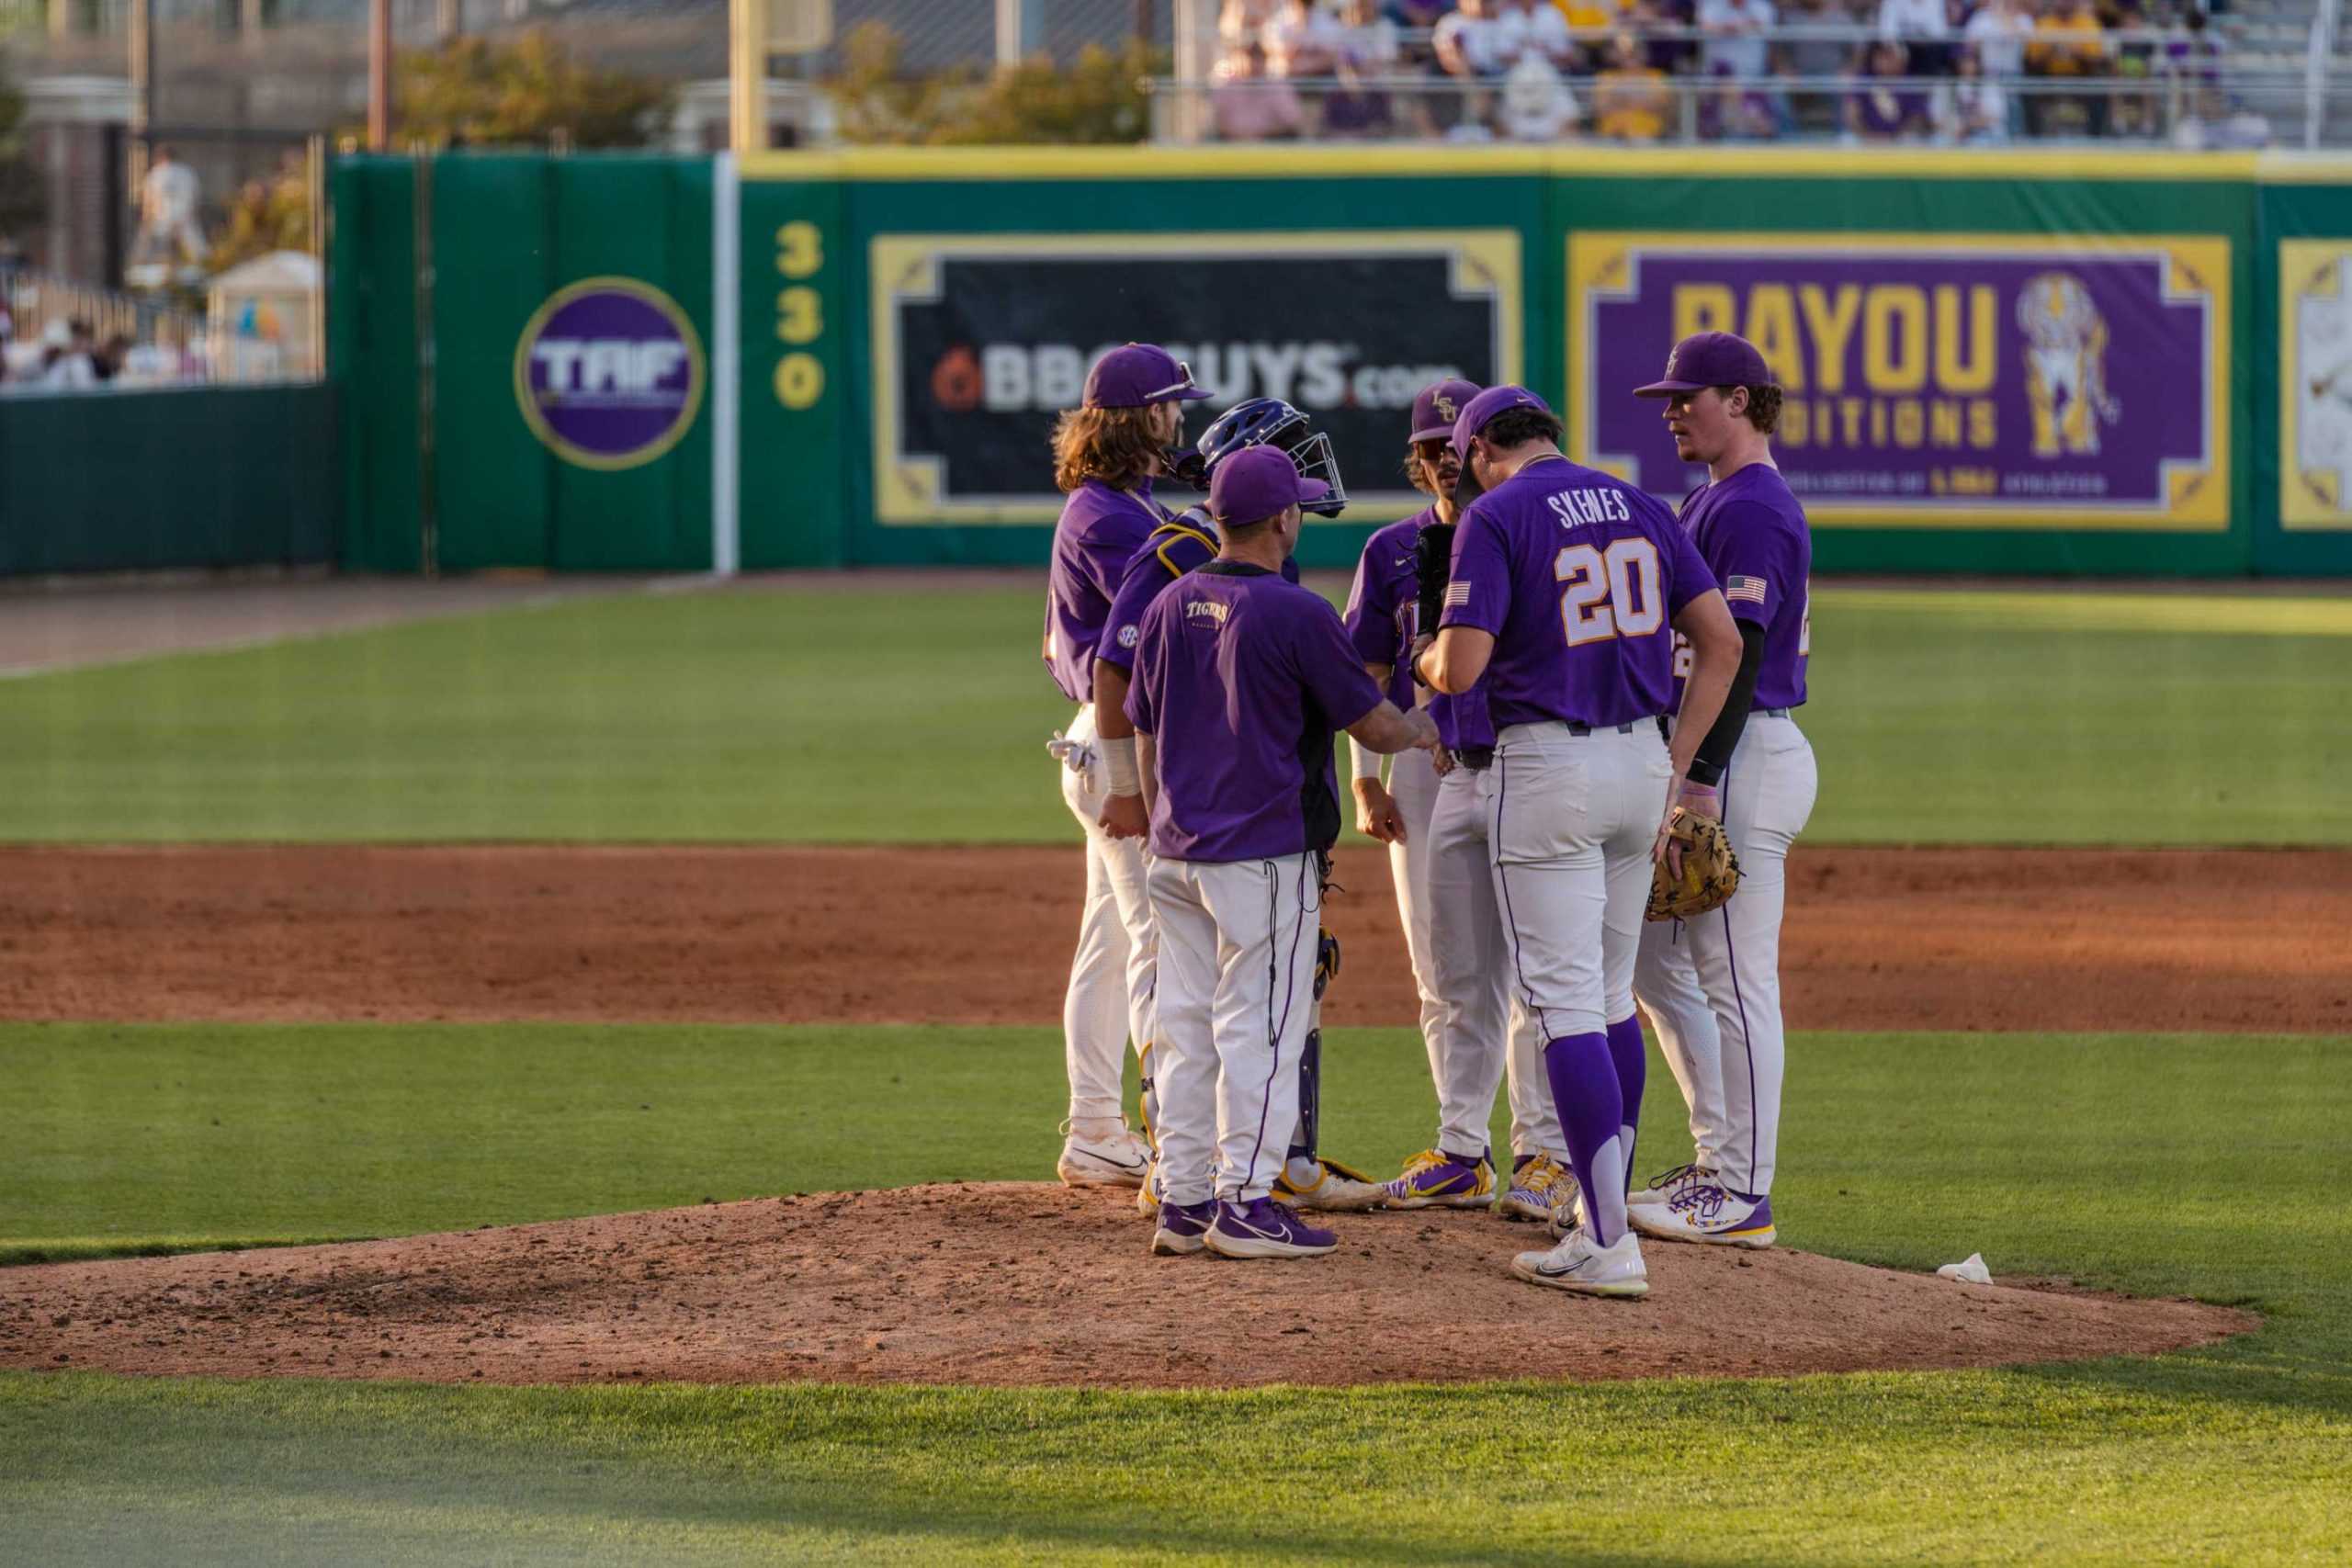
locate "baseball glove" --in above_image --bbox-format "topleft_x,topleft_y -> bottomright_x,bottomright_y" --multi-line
1315,928 -> 1341,1001
1645,809 -> 1742,921
1413,522 -> 1456,654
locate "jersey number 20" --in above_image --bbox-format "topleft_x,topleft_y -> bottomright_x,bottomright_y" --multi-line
1555,539 -> 1664,648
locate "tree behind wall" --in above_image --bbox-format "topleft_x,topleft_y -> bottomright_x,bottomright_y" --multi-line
385,29 -> 673,150
0,51 -> 42,259
829,22 -> 1153,146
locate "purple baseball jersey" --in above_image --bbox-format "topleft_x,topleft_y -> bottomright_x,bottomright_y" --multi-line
1096,510 -> 1298,676
1044,478 -> 1169,703
1342,511 -> 1432,712
1672,463 -> 1811,711
1439,455 -> 1717,730
1125,563 -> 1386,863
1341,509 -> 1496,752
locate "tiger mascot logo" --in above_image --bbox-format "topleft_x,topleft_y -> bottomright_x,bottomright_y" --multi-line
2018,272 -> 2121,458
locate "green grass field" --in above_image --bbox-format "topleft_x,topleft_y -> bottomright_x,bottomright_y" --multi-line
5,1022 -> 2351,1564
5,579 -> 2349,1563
0,581 -> 2346,843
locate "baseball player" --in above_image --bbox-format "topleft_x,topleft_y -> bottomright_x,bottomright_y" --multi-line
1343,380 -> 1577,1221
1095,399 -> 1386,1216
1126,446 -> 1440,1259
1413,386 -> 1742,1297
1043,343 -> 1210,1190
1627,332 -> 1819,1250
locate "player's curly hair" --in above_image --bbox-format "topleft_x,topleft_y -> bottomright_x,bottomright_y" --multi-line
1401,439 -> 1448,495
1052,406 -> 1163,493
1730,384 -> 1783,436
1472,408 -> 1566,451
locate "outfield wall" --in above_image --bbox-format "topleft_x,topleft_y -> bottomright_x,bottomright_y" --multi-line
331,145 -> 2352,579
0,384 -> 338,577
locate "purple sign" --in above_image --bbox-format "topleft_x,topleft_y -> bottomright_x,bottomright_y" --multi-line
514,277 -> 705,470
1568,237 -> 2229,529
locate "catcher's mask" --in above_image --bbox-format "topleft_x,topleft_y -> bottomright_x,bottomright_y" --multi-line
1165,397 -> 1349,517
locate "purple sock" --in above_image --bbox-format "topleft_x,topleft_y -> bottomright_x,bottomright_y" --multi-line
1543,1032 -> 1627,1247
1605,1015 -> 1646,1197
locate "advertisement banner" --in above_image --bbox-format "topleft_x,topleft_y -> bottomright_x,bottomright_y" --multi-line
1568,232 -> 2231,530
2277,238 -> 2352,532
514,276 -> 707,472
870,231 -> 1522,525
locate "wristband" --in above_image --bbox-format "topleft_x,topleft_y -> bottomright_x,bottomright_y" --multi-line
1350,735 -> 1383,782
1102,735 -> 1140,796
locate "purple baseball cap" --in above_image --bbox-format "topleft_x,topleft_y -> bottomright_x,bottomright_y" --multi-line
1633,331 -> 1775,397
1083,343 -> 1214,409
1409,378 -> 1483,444
1449,384 -> 1554,460
1208,445 -> 1329,528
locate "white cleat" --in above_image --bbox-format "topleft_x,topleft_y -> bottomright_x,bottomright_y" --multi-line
1272,1157 -> 1388,1213
1626,1161 -> 1716,1211
1630,1184 -> 1776,1248
1511,1227 -> 1650,1298
1057,1122 -> 1150,1189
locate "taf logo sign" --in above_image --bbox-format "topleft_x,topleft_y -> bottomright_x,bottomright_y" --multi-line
514,277 -> 706,470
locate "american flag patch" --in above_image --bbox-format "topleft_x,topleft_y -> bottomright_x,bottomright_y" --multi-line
1724,575 -> 1768,605
1443,581 -> 1472,606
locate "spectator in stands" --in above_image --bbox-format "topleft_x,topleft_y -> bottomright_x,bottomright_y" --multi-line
1495,0 -> 1577,70
1942,44 -> 2012,140
1593,32 -> 1676,139
1498,48 -> 1585,136
131,145 -> 209,285
1772,0 -> 1860,132
1877,0 -> 1951,73
1962,0 -> 2036,79
2164,3 -> 2223,88
1385,0 -> 1451,70
1264,0 -> 1345,79
1436,0 -> 1514,78
1698,0 -> 1780,82
1848,39 -> 1935,137
1637,0 -> 1702,74
2025,0 -> 2109,135
1221,0 -> 1280,47
41,319 -> 99,390
1211,39 -> 1309,140
1325,0 -> 1410,135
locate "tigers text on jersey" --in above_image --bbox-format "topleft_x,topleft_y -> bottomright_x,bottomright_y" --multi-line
1096,510 -> 1298,677
1670,462 -> 1812,712
1438,455 -> 1717,730
1044,477 -> 1170,703
1125,562 -> 1385,863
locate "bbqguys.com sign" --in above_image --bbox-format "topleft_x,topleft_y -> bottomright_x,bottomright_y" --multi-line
514,277 -> 707,470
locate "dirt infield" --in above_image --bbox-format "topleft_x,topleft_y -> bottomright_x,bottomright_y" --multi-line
0,1184 -> 2252,1388
2,844 -> 2344,1032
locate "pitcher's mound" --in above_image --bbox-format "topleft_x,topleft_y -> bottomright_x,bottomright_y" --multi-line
3,1184 -> 2251,1388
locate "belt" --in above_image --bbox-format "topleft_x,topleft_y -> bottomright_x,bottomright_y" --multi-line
1755,706 -> 1792,717
1461,719 -> 1645,772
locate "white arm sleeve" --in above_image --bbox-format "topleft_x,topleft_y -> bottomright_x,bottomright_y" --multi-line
1350,735 -> 1384,782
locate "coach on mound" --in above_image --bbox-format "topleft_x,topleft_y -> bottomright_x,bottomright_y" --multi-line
1125,446 -> 1439,1261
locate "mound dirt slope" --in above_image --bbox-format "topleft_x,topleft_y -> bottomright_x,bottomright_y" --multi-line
1,1184 -> 2250,1389
2,844 -> 2346,1032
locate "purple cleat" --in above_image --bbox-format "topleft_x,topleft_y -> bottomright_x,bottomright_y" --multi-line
1380,1148 -> 1497,1210
1203,1197 -> 1338,1259
1151,1199 -> 1217,1257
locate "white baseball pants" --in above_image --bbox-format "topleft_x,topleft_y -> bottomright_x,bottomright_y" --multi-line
1147,852 -> 1323,1206
1424,761 -> 1566,1162
1634,716 -> 1817,1198
1055,705 -> 1155,1123
1383,745 -> 1446,1111
1482,722 -> 1674,1227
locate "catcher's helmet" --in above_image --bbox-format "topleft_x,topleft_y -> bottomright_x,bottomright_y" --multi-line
1166,397 -> 1348,516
